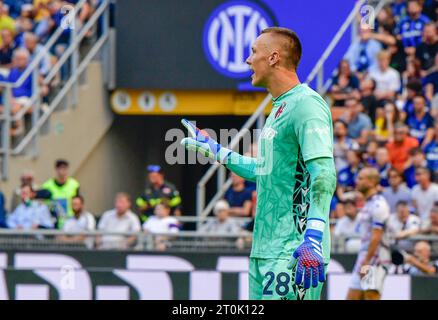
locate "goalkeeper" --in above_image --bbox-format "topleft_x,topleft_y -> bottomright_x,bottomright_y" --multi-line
181,27 -> 336,300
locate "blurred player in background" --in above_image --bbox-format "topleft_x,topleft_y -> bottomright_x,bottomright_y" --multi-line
347,167 -> 391,300
181,27 -> 336,300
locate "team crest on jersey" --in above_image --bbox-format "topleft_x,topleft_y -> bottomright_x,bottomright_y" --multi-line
274,102 -> 286,119
260,127 -> 277,140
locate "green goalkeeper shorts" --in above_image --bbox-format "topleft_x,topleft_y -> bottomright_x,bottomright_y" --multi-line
249,257 -> 325,300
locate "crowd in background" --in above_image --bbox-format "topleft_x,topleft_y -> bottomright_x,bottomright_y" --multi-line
329,0 -> 438,258
0,0 -> 99,136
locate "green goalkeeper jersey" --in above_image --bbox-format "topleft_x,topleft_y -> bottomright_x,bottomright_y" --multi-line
226,83 -> 334,263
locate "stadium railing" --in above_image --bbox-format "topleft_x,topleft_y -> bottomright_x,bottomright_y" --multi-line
0,0 -> 112,180
0,226 -> 437,254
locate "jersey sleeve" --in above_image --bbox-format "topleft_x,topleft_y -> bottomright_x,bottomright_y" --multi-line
224,153 -> 257,182
371,200 -> 390,229
291,95 -> 334,162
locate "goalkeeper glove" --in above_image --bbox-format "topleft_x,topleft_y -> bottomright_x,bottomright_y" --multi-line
287,219 -> 326,289
180,119 -> 232,163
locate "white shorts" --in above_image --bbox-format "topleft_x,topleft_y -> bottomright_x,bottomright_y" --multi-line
349,265 -> 387,293
350,251 -> 388,293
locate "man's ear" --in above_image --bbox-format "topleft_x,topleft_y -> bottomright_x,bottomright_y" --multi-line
268,51 -> 280,66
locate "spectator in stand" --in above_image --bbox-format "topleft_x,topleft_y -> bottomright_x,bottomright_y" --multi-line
224,172 -> 252,217
369,50 -> 401,103
4,49 -> 32,136
96,193 -> 141,250
199,200 -> 240,234
383,167 -> 412,214
423,52 -> 438,102
337,149 -> 362,201
405,95 -> 434,147
419,205 -> 438,234
0,2 -> 16,46
329,59 -> 360,107
403,57 -> 423,86
386,122 -> 419,172
362,139 -> 379,167
387,200 -> 421,251
143,201 -> 181,251
41,159 -> 80,227
340,97 -> 372,145
333,119 -> 359,172
397,0 -> 431,55
10,169 -> 37,211
345,26 -> 382,73
7,184 -> 53,230
136,165 -> 182,223
359,78 -> 379,123
23,32 -> 52,77
15,16 -> 34,48
333,199 -> 361,253
404,147 -> 427,188
416,22 -> 438,72
412,166 -> 438,221
374,147 -> 392,187
374,102 -> 400,142
0,28 -> 15,68
400,80 -> 423,121
143,202 -> 180,234
424,122 -> 438,180
403,240 -> 438,275
57,195 -> 96,246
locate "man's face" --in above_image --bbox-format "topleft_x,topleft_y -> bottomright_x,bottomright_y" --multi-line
14,52 -> 28,69
378,55 -> 390,70
356,170 -> 373,194
148,172 -> 163,186
155,204 -> 170,218
20,186 -> 33,201
415,169 -> 430,184
25,37 -> 37,51
346,99 -> 359,116
413,152 -> 425,167
376,148 -> 389,167
1,30 -> 12,45
423,24 -> 437,42
388,171 -> 402,188
396,205 -> 410,222
408,1 -> 422,18
413,97 -> 425,113
56,165 -> 68,180
334,122 -> 347,138
216,209 -> 229,222
72,198 -> 83,214
231,172 -> 244,186
414,242 -> 431,262
246,33 -> 274,87
115,196 -> 130,215
394,127 -> 407,142
344,203 -> 357,219
347,150 -> 360,166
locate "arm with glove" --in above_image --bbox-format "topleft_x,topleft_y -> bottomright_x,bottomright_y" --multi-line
180,119 -> 258,182
288,157 -> 337,289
